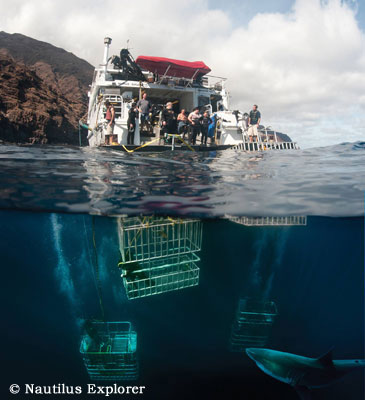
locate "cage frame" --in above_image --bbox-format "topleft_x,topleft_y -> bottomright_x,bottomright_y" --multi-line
118,216 -> 203,264
227,216 -> 307,226
120,252 -> 200,299
80,321 -> 138,381
230,299 -> 278,351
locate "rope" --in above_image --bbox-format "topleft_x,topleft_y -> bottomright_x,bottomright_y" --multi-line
121,124 -> 197,153
78,95 -> 104,145
91,216 -> 105,321
93,96 -> 104,130
175,134 -> 195,152
78,123 -> 82,146
122,136 -> 161,153
78,109 -> 89,127
82,216 -> 100,311
214,119 -> 220,144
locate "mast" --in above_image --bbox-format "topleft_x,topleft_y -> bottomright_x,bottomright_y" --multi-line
102,37 -> 112,73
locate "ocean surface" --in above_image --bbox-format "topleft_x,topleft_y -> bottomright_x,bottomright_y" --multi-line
0,142 -> 364,217
0,143 -> 364,400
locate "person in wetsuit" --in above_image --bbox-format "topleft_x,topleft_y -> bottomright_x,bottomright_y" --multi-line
200,111 -> 212,146
208,113 -> 218,144
127,102 -> 138,145
188,107 -> 201,145
161,102 -> 177,139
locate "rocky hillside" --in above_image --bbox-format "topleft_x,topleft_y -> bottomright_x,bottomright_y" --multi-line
0,32 -> 94,144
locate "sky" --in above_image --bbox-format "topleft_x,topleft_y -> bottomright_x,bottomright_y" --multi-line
0,0 -> 364,147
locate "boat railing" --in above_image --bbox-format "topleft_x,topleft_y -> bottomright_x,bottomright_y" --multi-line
149,73 -> 196,88
143,72 -> 227,91
203,75 -> 227,91
234,126 -> 299,151
233,141 -> 298,151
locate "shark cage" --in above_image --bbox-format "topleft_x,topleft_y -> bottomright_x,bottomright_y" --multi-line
80,321 -> 138,381
226,216 -> 307,226
117,217 -> 203,299
230,298 -> 278,351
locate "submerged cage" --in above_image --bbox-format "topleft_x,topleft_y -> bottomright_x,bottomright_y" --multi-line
227,216 -> 307,226
120,252 -> 200,299
230,299 -> 278,351
118,217 -> 202,264
80,321 -> 138,381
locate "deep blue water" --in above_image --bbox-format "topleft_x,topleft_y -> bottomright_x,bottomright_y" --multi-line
1,211 -> 363,399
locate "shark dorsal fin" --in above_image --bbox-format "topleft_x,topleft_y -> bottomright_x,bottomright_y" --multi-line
317,349 -> 334,368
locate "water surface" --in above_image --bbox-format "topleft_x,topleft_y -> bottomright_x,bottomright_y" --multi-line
0,142 -> 364,216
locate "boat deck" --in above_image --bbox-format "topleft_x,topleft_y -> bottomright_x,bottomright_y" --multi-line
100,141 -> 297,153
100,144 -> 233,152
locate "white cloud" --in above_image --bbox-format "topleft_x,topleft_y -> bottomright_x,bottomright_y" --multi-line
0,0 -> 364,147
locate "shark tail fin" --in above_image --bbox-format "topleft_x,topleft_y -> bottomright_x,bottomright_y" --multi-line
317,348 -> 335,369
295,385 -> 312,400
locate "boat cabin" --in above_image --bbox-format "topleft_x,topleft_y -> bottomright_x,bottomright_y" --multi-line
85,38 -> 298,151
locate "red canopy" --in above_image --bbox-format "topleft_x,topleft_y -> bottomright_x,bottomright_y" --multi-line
136,56 -> 211,79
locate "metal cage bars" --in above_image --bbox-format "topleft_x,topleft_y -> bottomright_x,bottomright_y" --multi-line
230,299 -> 278,352
121,252 -> 200,299
80,321 -> 138,381
118,217 -> 202,264
227,216 -> 307,226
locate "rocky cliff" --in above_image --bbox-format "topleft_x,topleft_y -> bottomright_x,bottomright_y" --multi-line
0,32 -> 94,144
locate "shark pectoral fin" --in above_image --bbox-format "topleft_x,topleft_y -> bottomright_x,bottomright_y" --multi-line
294,385 -> 312,400
317,348 -> 335,369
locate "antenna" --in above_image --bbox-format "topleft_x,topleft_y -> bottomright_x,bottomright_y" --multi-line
126,39 -> 133,51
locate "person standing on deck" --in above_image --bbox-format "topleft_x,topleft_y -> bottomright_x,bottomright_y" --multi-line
105,100 -> 115,145
188,107 -> 201,145
208,113 -> 218,144
248,104 -> 261,142
200,111 -> 212,146
127,102 -> 138,145
177,109 -> 189,138
161,102 -> 177,139
137,92 -> 152,132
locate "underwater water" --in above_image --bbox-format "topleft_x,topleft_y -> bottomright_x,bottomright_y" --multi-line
0,143 -> 364,399
0,211 -> 363,399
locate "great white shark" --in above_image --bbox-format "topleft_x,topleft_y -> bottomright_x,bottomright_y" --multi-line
246,348 -> 365,399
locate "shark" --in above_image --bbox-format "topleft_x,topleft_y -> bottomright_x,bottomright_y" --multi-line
246,347 -> 365,399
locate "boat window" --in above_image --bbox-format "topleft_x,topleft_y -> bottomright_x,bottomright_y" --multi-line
198,96 -> 210,107
210,94 -> 222,112
103,95 -> 123,119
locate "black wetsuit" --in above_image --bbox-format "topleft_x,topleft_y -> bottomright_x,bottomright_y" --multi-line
127,108 -> 138,145
200,116 -> 212,145
161,108 -> 177,135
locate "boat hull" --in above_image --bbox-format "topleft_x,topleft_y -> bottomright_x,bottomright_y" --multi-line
99,144 -> 233,152
98,142 -> 298,152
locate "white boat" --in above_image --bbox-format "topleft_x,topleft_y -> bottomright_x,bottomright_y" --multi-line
83,37 -> 298,152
